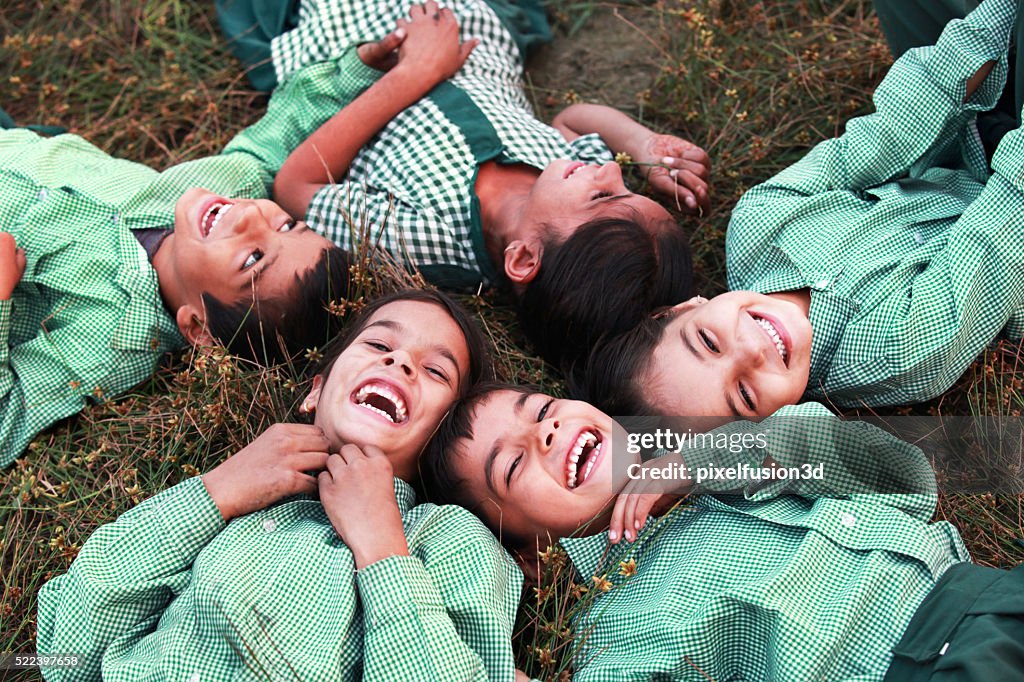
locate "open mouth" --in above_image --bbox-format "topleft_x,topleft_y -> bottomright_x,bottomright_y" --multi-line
351,381 -> 409,425
752,314 -> 789,366
566,429 -> 603,489
563,161 -> 587,179
201,202 -> 233,238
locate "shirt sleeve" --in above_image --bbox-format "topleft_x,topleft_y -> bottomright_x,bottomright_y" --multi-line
223,48 -> 384,188
36,477 -> 225,682
655,402 -> 939,520
733,0 -> 1014,206
357,508 -> 521,682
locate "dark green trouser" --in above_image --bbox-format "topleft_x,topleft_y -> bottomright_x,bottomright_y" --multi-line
884,562 -> 1024,681
873,0 -> 1024,156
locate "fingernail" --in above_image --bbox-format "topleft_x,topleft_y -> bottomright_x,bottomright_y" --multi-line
686,196 -> 696,208
669,169 -> 679,179
395,27 -> 406,38
634,519 -> 641,530
625,530 -> 633,542
609,529 -> 618,542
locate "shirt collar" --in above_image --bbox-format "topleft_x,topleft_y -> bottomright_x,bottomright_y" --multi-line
394,477 -> 416,513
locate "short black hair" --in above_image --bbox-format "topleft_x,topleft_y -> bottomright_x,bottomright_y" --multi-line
573,314 -> 669,416
314,288 -> 493,395
517,216 -> 692,369
420,382 -> 531,520
203,245 -> 351,364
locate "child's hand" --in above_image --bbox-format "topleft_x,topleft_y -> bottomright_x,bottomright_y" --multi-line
393,1 -> 478,86
608,455 -> 692,543
634,134 -> 711,215
318,444 -> 410,568
202,423 -> 331,522
0,232 -> 26,300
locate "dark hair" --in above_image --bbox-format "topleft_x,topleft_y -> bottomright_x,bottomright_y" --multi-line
420,382 -> 531,534
315,288 -> 493,394
203,245 -> 351,364
573,315 -> 669,416
518,216 -> 692,369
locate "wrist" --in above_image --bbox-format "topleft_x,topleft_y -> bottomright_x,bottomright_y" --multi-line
352,536 -> 410,569
201,468 -> 239,522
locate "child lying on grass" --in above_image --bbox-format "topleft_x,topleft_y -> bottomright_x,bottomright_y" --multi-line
582,0 -> 1024,417
220,0 -> 708,368
423,384 -> 1024,681
36,289 -> 523,681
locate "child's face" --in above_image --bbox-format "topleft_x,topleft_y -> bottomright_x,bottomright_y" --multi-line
646,291 -> 812,417
451,390 -> 633,542
305,300 -> 470,480
524,161 -> 671,242
161,188 -> 332,310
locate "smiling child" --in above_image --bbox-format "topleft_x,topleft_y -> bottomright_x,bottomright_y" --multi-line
36,289 -> 522,681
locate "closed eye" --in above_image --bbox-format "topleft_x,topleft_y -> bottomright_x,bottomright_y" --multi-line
699,329 -> 719,353
506,453 -> 523,488
243,250 -> 264,269
537,398 -> 554,422
426,365 -> 451,384
366,341 -> 390,352
590,191 -> 613,200
739,383 -> 756,411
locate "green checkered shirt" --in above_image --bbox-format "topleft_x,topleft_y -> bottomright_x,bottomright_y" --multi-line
36,475 -> 522,681
0,130 -> 270,465
253,0 -> 613,288
561,402 -> 968,681
728,0 -> 1024,408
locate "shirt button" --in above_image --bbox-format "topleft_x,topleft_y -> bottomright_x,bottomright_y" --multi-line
262,518 -> 277,533
111,211 -> 120,224
840,512 -> 857,528
814,279 -> 830,289
37,188 -> 48,201
913,231 -> 925,245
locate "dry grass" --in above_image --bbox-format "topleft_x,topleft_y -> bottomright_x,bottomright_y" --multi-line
2,1 -> 1022,680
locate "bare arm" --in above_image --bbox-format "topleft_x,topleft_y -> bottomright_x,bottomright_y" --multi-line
274,1 -> 477,217
552,103 -> 711,213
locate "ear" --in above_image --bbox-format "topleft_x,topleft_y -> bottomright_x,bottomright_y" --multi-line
668,295 -> 708,314
503,240 -> 543,285
175,304 -> 215,347
299,375 -> 324,414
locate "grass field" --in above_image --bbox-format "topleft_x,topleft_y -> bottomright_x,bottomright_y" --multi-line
2,1 -> 1023,680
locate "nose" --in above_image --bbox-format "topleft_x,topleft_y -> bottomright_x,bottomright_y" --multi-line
228,201 -> 266,236
595,161 -> 625,188
537,416 -> 562,454
734,331 -> 768,369
382,349 -> 416,378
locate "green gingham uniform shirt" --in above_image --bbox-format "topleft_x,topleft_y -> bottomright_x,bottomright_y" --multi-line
728,0 -> 1024,408
0,130 -> 270,465
36,476 -> 522,681
560,402 -> 968,681
247,0 -> 613,288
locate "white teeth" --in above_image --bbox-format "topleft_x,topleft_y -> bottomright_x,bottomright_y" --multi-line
566,431 -> 599,488
355,383 -> 408,423
755,317 -> 787,361
202,202 -> 233,237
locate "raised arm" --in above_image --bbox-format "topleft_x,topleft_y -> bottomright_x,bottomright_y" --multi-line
736,0 -> 1015,206
273,2 -> 477,218
553,103 -> 710,214
318,445 -> 520,681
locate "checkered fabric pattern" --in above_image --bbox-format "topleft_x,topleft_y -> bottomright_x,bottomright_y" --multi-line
260,0 -> 613,288
728,0 -> 1024,408
560,402 -> 968,681
0,129 -> 269,465
36,476 -> 522,681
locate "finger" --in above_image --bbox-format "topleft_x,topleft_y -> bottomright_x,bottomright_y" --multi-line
377,28 -> 406,54
327,452 -> 347,475
361,444 -> 388,459
623,494 -> 646,537
0,232 -> 15,258
458,38 -> 479,64
337,443 -> 365,464
15,248 -> 26,273
609,494 -> 628,543
292,450 -> 330,473
651,174 -> 698,211
318,469 -> 334,488
671,167 -> 709,195
634,495 -> 661,530
291,471 -> 319,497
409,2 -> 425,19
424,0 -> 439,18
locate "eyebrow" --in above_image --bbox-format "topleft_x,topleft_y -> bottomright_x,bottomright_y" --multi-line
484,392 -> 535,496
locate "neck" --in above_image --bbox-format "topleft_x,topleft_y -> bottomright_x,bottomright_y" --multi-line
150,233 -> 180,313
767,289 -> 811,319
475,162 -> 538,263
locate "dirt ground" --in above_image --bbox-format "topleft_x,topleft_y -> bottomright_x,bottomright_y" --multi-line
525,4 -> 666,123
